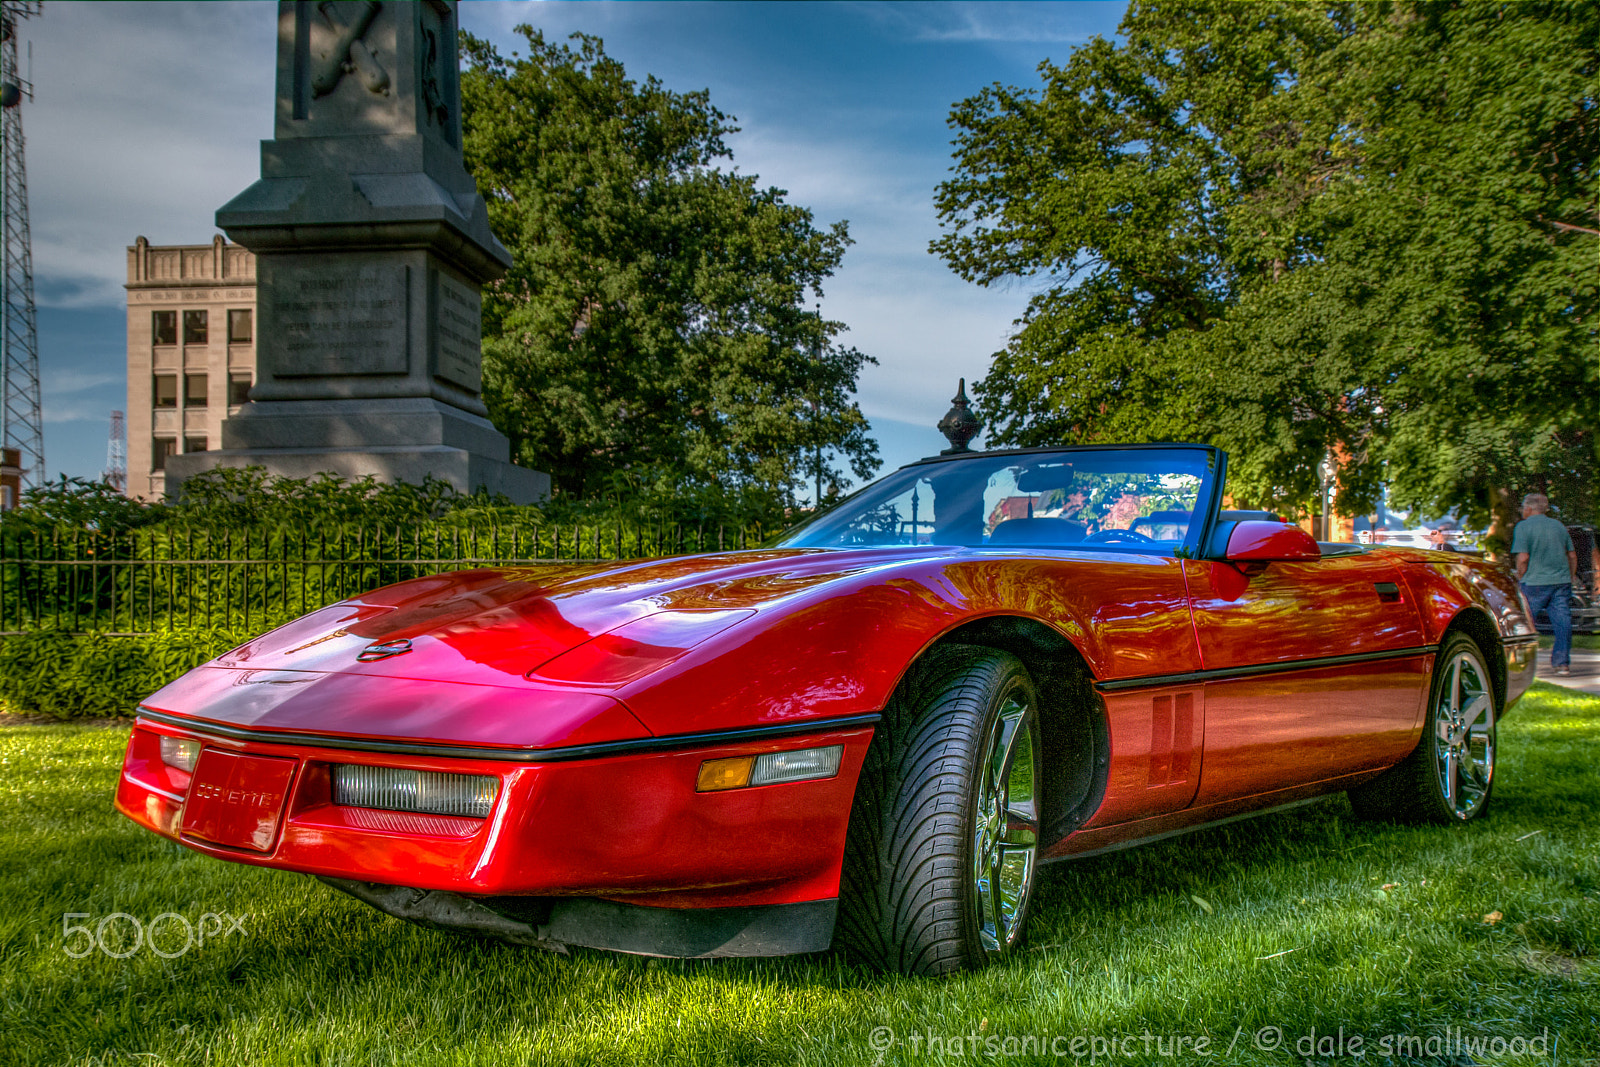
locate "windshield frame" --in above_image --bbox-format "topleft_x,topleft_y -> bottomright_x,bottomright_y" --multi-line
771,443 -> 1230,558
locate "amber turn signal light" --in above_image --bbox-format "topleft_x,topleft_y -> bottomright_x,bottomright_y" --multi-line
696,746 -> 845,792
696,755 -> 755,792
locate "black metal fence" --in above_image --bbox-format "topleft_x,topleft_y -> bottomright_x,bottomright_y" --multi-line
0,520 -> 768,635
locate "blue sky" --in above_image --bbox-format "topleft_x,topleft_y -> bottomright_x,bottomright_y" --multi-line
24,0 -> 1128,492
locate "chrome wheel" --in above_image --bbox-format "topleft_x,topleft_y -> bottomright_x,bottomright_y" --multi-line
1348,632 -> 1500,825
971,692 -> 1038,953
1431,646 -> 1495,820
840,646 -> 1042,974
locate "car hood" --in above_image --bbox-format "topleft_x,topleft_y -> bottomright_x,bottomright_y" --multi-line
140,547 -> 950,749
208,547 -> 946,686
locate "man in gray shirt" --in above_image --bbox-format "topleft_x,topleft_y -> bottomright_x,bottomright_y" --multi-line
1512,492 -> 1578,676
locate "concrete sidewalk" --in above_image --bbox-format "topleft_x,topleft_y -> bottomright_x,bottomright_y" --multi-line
1533,647 -> 1600,697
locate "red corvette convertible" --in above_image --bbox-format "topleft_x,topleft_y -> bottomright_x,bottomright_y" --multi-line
116,444 -> 1537,974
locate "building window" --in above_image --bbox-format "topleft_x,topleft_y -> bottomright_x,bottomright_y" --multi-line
229,375 -> 252,406
152,438 -> 177,471
183,310 -> 208,345
228,308 -> 253,344
185,374 -> 208,408
184,437 -> 208,454
1,485 -> 11,510
152,310 -> 177,346
153,375 -> 178,408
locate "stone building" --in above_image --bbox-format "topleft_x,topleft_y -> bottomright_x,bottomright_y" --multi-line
124,236 -> 257,500
1,447 -> 20,509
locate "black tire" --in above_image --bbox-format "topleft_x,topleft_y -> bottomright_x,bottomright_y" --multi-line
1348,631 -> 1497,824
838,645 -> 1041,975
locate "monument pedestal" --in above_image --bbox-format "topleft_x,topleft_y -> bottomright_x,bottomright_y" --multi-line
166,0 -> 547,503
174,397 -> 545,500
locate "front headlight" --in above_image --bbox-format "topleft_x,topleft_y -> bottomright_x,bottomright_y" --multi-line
331,765 -> 498,818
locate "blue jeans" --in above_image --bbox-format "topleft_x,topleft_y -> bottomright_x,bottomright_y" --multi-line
1523,583 -> 1572,668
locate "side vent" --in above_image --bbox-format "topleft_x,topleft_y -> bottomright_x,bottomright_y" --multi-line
1148,692 -> 1195,787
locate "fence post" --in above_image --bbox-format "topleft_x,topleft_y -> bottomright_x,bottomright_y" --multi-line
50,527 -> 60,630
243,527 -> 252,634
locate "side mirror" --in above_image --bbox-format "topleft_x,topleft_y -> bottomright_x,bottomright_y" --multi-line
1225,521 -> 1321,563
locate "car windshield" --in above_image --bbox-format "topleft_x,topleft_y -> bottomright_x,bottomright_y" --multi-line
777,447 -> 1218,553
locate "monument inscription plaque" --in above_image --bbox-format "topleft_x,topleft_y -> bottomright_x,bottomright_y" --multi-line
433,270 -> 481,392
274,265 -> 409,377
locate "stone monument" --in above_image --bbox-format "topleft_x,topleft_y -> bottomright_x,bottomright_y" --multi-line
166,0 -> 548,502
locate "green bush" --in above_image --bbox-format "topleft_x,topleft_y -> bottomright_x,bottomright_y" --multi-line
0,468 -> 788,719
0,627 -> 244,719
1,467 -> 789,537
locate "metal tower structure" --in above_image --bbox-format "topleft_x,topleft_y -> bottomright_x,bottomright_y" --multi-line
103,409 -> 125,492
0,2 -> 40,490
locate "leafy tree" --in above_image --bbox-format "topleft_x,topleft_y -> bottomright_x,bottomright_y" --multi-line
934,1 -> 1596,532
3,476 -> 162,534
460,29 -> 879,505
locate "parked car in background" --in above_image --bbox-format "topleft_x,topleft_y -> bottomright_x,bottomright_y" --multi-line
1358,523 -> 1484,553
115,443 -> 1539,975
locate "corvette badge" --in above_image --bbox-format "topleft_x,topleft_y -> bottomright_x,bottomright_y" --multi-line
356,639 -> 414,662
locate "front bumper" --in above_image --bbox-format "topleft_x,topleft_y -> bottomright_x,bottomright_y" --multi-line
115,711 -> 875,944
321,877 -> 839,958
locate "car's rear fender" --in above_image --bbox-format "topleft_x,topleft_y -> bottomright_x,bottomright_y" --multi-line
1391,555 -> 1537,715
1440,606 -> 1535,715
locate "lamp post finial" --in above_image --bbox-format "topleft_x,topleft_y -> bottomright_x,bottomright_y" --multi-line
937,377 -> 981,455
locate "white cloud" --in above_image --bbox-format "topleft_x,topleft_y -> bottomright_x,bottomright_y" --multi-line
43,368 -> 120,395
24,2 -> 275,308
728,127 -> 934,226
854,1 -> 1112,44
833,277 -> 1025,424
42,399 -> 115,425
723,122 -> 1032,428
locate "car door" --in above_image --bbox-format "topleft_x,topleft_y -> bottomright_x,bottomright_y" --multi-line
1182,552 -> 1431,806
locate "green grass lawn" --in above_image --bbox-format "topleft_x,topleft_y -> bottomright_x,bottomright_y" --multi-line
1540,633 -> 1600,652
3,686 -> 1597,1066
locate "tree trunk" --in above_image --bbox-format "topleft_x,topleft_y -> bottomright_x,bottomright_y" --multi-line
1484,487 -> 1519,564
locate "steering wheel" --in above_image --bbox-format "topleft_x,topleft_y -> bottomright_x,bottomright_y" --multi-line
1083,528 -> 1158,544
